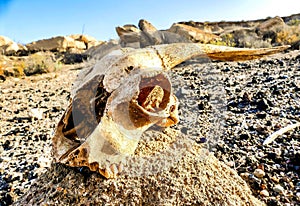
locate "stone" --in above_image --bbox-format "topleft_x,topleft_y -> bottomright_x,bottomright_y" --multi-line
271,176 -> 280,183
273,184 -> 285,193
117,32 -> 141,48
3,43 -> 19,54
17,43 -> 28,53
29,108 -> 44,120
138,19 -> 158,33
115,24 -> 140,37
0,36 -> 23,55
73,40 -> 86,50
68,34 -> 103,49
115,24 -> 142,48
256,98 -> 269,111
138,19 -> 163,46
168,23 -> 220,43
116,20 -> 192,48
84,40 -> 120,59
68,34 -> 97,43
253,168 -> 265,178
260,189 -> 269,197
26,36 -> 85,52
257,16 -> 285,32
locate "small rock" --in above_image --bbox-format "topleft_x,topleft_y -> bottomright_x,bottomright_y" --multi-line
196,137 -> 207,144
180,127 -> 188,134
260,189 -> 269,197
273,184 -> 284,193
256,98 -> 269,111
239,132 -> 250,140
3,140 -> 12,150
29,108 -> 44,120
226,161 -> 235,167
257,163 -> 264,170
221,67 -> 231,72
267,152 -> 277,159
0,178 -> 9,191
1,193 -> 13,205
253,168 -> 265,178
267,198 -> 278,206
240,172 -> 250,180
278,75 -> 288,79
260,183 -> 267,190
248,174 -> 261,190
242,92 -> 252,102
277,60 -> 285,67
271,176 -> 280,183
274,148 -> 282,156
256,112 -> 267,119
180,87 -> 190,95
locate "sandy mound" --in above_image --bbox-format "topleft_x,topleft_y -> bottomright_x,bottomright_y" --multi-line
14,135 -> 263,205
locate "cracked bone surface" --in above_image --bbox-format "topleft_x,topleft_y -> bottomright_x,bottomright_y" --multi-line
52,43 -> 289,178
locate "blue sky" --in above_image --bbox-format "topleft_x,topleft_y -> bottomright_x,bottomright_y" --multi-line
0,0 -> 299,44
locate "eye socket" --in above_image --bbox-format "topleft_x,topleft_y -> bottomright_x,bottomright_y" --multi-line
137,85 -> 164,112
138,73 -> 171,110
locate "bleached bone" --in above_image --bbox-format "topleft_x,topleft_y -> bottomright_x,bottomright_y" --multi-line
52,43 -> 289,178
263,122 -> 300,145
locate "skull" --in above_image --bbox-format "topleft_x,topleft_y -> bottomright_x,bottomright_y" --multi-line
52,43 -> 289,178
52,46 -> 180,178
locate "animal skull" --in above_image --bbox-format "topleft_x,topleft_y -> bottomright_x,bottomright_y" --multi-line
52,43 -> 288,178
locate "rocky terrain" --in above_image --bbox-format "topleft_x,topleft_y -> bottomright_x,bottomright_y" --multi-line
0,48 -> 298,205
1,13 -> 300,80
0,14 -> 300,205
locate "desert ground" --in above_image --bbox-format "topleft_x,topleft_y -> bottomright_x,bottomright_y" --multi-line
1,15 -> 300,206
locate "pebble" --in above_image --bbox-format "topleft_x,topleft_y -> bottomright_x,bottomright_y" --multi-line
256,98 -> 269,111
267,198 -> 278,206
274,148 -> 282,156
226,161 -> 235,167
273,184 -> 285,194
179,87 -> 190,95
29,108 -> 44,120
0,69 -> 76,205
197,137 -> 207,144
2,48 -> 300,206
0,178 -> 9,191
260,184 -> 267,190
240,172 -> 250,180
253,168 -> 265,178
260,189 -> 269,197
213,51 -> 300,206
271,176 -> 280,183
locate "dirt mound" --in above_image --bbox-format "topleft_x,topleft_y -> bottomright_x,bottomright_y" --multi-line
14,142 -> 263,205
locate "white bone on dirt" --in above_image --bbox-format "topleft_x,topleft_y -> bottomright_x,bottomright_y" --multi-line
51,43 -> 289,178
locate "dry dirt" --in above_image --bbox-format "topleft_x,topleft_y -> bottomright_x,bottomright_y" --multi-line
1,50 -> 299,205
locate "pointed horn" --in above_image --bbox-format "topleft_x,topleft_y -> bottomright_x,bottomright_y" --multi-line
152,43 -> 290,70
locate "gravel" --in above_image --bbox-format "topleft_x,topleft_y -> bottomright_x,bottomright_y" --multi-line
0,50 -> 299,205
0,69 -> 77,205
211,51 -> 300,205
